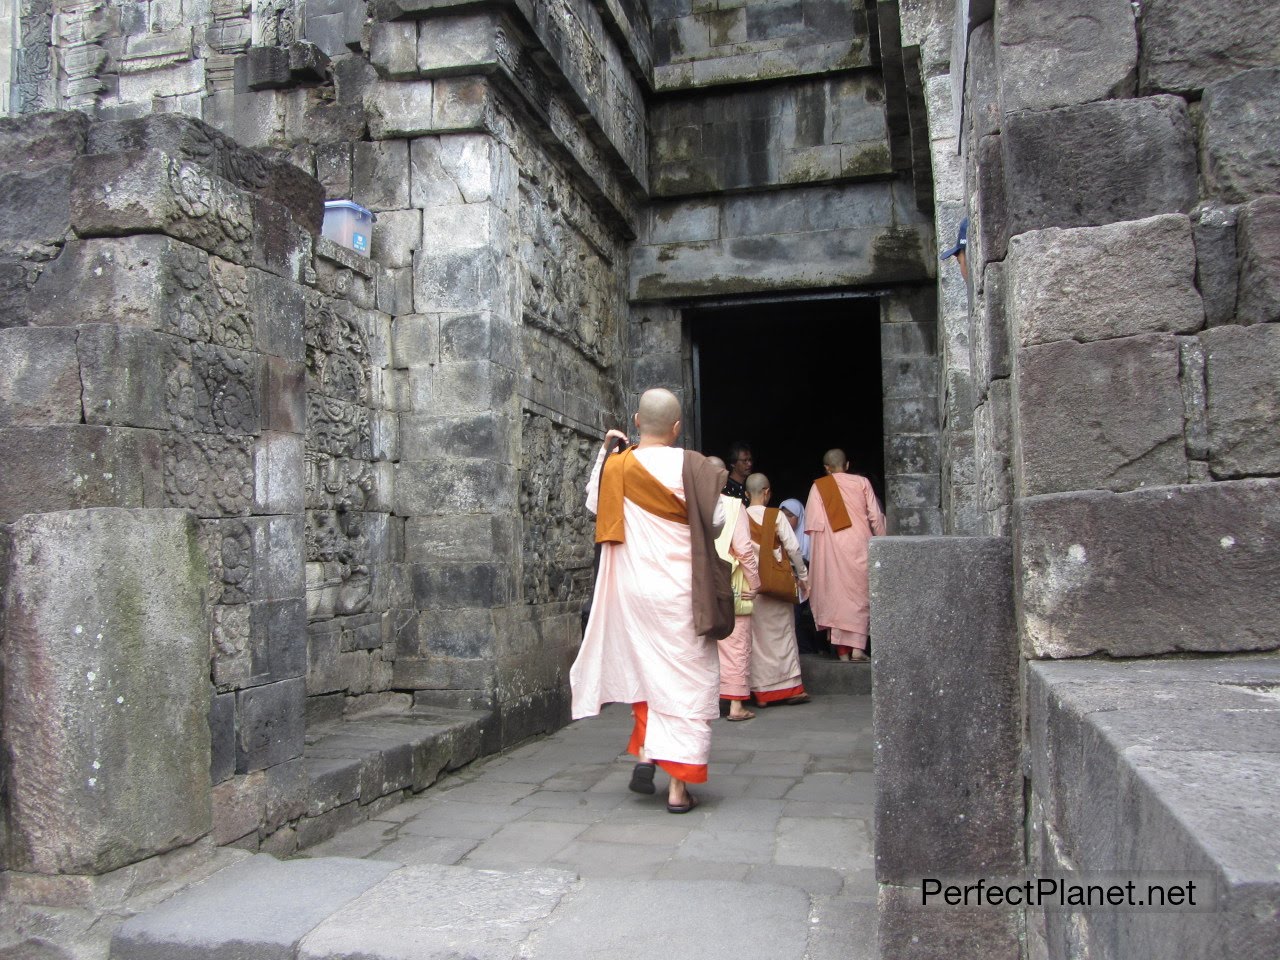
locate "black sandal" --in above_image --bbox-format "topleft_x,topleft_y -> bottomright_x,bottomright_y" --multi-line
628,761 -> 656,795
666,791 -> 700,814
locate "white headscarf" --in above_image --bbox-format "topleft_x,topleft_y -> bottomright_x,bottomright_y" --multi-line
778,497 -> 810,564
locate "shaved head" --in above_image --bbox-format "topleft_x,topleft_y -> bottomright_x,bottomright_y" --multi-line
745,473 -> 770,496
823,448 -> 847,471
635,388 -> 682,437
705,455 -> 726,470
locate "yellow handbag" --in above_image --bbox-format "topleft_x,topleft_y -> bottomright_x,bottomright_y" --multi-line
731,562 -> 753,616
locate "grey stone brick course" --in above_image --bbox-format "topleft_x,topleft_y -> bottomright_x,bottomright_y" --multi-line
1139,0 -> 1280,95
1014,333 -> 1189,496
1199,68 -> 1280,203
995,0 -> 1135,115
1001,95 -> 1197,234
1202,323 -> 1280,477
1006,214 -> 1204,347
1017,479 -> 1280,657
1235,195 -> 1280,324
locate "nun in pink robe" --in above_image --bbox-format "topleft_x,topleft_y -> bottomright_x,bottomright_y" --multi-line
804,471 -> 886,659
571,444 -> 724,783
713,494 -> 760,712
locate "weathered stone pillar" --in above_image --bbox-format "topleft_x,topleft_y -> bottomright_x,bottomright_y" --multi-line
3,509 -> 210,877
871,535 -> 1022,959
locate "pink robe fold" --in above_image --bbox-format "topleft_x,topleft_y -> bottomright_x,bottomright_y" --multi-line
804,473 -> 886,651
714,497 -> 759,700
571,445 -> 722,768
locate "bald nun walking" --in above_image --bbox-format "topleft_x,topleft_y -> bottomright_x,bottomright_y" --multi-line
571,389 -> 733,813
804,449 -> 886,661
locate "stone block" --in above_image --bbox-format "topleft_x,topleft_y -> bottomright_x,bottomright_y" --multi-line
0,425 -> 163,523
411,562 -> 512,610
413,245 -> 499,313
976,379 -> 1013,513
962,21 -> 999,141
409,134 -> 494,207
254,271 -> 307,362
0,257 -> 34,328
995,0 -> 1135,115
871,537 -> 1021,883
353,140 -> 410,211
71,150 -> 260,268
85,114 -> 325,235
77,325 -> 192,430
649,200 -> 720,245
1236,196 -> 1280,325
304,757 -> 363,817
249,598 -> 308,684
1014,334 -> 1188,496
1027,658 -> 1280,960
1191,201 -> 1240,327
212,771 -> 267,845
0,166 -> 72,256
1200,68 -> 1280,203
968,133 -> 1006,272
110,854 -> 399,960
0,326 -> 82,426
30,236 -> 197,335
210,691 -> 236,785
1202,324 -> 1280,478
1140,0 -> 1280,95
432,76 -> 490,131
402,412 -> 511,461
0,110 -> 89,175
236,677 -> 305,773
1007,214 -> 1203,346
1001,96 -> 1197,234
417,13 -> 498,74
369,208 -> 421,268
971,261 -> 1009,393
1016,479 -> 1280,657
878,883 -> 1022,960
254,431 -> 306,515
367,82 -> 435,140
370,21 -> 419,78
3,509 -> 210,874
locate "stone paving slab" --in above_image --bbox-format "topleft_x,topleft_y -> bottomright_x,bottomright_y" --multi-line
298,865 -> 579,960
110,854 -> 399,960
110,696 -> 878,960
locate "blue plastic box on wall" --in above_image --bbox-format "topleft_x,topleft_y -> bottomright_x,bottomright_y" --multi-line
322,200 -> 375,254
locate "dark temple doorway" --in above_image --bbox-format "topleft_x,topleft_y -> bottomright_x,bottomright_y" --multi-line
689,297 -> 885,509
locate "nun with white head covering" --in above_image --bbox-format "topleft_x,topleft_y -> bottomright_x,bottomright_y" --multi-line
778,498 -> 811,564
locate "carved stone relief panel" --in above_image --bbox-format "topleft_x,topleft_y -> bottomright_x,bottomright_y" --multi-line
515,148 -> 623,371
519,410 -> 597,605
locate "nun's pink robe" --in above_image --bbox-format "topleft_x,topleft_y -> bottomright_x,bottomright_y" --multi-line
571,445 -> 723,783
713,496 -> 760,701
804,473 -> 886,654
745,505 -> 809,702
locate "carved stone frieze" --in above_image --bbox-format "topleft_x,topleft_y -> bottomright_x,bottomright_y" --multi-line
519,411 -> 597,604
164,432 -> 255,517
304,452 -> 375,512
193,342 -> 262,436
16,0 -> 54,114
517,171 -> 619,370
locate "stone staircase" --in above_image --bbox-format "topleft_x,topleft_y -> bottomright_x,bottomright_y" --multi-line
287,707 -> 493,851
800,653 -> 872,696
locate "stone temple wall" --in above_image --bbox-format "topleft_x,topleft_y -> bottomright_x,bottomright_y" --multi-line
879,1 -> 1280,957
0,0 -> 641,870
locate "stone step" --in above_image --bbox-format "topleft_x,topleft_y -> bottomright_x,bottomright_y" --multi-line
294,708 -> 491,850
800,653 -> 872,695
110,853 -> 844,960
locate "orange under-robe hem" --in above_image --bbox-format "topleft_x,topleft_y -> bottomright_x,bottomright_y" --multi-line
753,684 -> 805,703
628,702 -> 709,784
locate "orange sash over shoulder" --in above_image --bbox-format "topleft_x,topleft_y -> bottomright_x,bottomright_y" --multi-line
815,475 -> 853,532
595,448 -> 689,544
